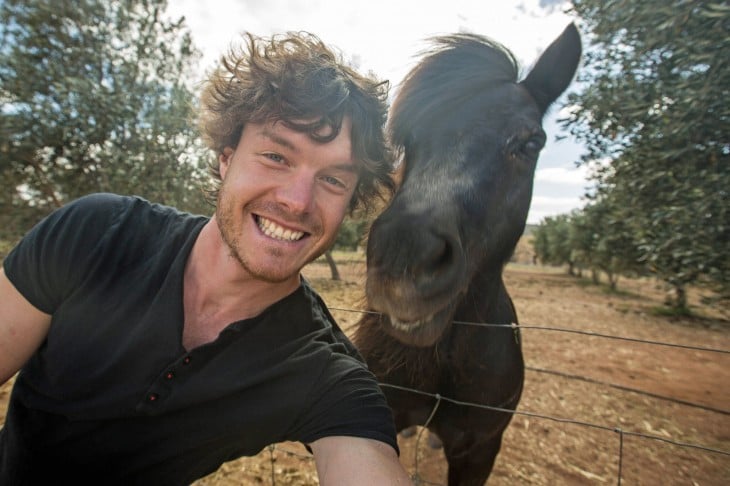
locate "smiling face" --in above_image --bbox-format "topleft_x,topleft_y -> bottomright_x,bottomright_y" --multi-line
215,118 -> 358,285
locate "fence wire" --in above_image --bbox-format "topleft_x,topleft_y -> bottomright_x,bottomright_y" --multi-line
261,306 -> 729,485
333,307 -> 730,356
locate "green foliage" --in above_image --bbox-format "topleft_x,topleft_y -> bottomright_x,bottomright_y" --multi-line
0,0 -> 211,242
333,216 -> 369,251
532,213 -> 577,273
561,0 -> 729,309
649,304 -> 693,318
570,196 -> 645,289
0,239 -> 14,262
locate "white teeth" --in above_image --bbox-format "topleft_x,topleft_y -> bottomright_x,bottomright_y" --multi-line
390,316 -> 430,332
257,216 -> 305,241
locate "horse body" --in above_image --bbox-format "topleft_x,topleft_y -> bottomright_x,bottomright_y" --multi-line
354,25 -> 581,485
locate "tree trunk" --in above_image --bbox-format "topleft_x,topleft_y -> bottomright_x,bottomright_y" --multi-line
324,250 -> 341,281
608,272 -> 618,291
664,282 -> 688,311
673,283 -> 687,310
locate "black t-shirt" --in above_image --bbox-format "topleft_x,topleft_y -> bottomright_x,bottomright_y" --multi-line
1,193 -> 397,485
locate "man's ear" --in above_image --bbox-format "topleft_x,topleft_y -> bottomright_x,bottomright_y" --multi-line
219,147 -> 234,179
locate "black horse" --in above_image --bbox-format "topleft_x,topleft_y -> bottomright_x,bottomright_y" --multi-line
354,25 -> 581,485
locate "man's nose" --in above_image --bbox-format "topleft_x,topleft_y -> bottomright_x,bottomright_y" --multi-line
276,173 -> 316,214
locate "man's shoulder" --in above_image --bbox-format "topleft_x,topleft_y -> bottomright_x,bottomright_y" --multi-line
46,193 -> 206,268
295,277 -> 365,360
66,193 -> 205,233
51,193 -> 151,232
67,192 -> 173,218
297,278 -> 336,326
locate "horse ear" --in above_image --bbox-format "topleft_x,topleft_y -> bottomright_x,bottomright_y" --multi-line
520,23 -> 582,114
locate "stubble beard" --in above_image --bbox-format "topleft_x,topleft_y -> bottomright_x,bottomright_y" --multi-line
215,189 -> 329,284
214,190 -> 285,283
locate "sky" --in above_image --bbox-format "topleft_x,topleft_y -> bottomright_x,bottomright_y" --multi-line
166,0 -> 592,224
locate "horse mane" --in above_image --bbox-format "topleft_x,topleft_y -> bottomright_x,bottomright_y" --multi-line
389,33 -> 520,150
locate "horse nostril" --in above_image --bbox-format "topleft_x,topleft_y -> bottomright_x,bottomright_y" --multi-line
411,228 -> 464,298
422,231 -> 455,274
367,212 -> 464,297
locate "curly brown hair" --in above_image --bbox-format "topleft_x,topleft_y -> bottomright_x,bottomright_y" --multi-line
199,31 -> 395,213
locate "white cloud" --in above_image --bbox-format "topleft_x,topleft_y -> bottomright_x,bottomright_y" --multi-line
527,195 -> 584,224
535,166 -> 590,186
167,0 -> 575,82
530,166 -> 593,223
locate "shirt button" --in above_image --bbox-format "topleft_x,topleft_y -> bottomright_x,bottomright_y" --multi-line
165,371 -> 175,380
183,356 -> 192,365
148,393 -> 159,402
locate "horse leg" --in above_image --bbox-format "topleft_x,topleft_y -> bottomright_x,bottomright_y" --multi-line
399,426 -> 443,450
444,434 -> 504,486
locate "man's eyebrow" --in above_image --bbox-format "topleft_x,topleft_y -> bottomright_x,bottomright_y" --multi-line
332,162 -> 359,174
260,127 -> 358,173
260,127 -> 299,153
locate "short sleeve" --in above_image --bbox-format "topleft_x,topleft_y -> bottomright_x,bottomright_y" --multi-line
293,357 -> 399,453
3,193 -> 128,314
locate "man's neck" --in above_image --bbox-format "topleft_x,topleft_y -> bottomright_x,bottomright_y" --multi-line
181,219 -> 300,349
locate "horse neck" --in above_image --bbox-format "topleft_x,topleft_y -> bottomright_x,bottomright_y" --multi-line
441,264 -> 523,380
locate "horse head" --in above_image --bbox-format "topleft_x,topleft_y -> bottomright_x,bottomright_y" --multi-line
366,24 -> 581,347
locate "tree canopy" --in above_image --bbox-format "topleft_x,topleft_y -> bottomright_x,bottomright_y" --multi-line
558,0 -> 729,309
0,0 -> 211,243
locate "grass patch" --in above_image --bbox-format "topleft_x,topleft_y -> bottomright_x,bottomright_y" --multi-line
649,305 -> 693,318
599,285 -> 637,298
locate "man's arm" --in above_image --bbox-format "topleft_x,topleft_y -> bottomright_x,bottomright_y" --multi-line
310,436 -> 412,485
0,268 -> 52,384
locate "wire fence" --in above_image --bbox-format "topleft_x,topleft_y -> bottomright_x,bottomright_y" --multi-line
261,307 -> 729,485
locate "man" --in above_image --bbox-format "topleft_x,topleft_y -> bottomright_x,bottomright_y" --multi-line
0,32 -> 411,484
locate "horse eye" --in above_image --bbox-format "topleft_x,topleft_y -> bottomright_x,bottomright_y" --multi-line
521,135 -> 545,160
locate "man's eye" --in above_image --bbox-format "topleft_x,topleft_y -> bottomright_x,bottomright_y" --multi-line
322,175 -> 346,189
264,153 -> 284,164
